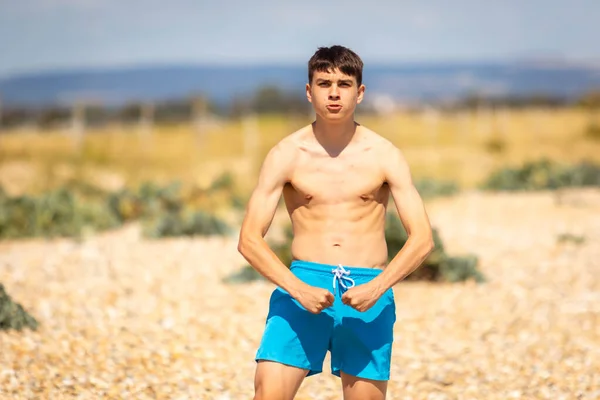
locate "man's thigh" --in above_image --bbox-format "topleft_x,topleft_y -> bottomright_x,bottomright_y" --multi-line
331,287 -> 396,381
255,287 -> 334,375
341,371 -> 387,400
254,360 -> 309,400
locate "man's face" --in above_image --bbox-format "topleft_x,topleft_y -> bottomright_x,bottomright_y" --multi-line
306,68 -> 365,121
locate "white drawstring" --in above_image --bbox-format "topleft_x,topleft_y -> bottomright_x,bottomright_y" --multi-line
332,264 -> 355,290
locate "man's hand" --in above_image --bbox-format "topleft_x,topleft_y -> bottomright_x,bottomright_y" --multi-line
341,282 -> 384,312
293,284 -> 335,314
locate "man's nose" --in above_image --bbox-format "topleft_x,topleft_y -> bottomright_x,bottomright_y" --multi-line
328,85 -> 340,99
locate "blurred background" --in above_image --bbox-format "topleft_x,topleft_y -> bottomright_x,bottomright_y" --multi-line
1,2 -> 600,398
0,0 -> 599,260
1,1 -> 599,235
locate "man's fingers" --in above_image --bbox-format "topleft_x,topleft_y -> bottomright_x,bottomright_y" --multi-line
318,291 -> 333,307
341,292 -> 349,304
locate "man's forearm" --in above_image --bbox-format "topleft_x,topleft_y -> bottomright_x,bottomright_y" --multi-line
238,235 -> 305,296
372,234 -> 434,293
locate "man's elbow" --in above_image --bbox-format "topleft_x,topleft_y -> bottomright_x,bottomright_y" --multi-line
423,237 -> 435,256
237,235 -> 250,256
237,231 -> 261,256
418,231 -> 435,256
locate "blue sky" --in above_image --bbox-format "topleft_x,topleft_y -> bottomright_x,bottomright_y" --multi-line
1,0 -> 599,77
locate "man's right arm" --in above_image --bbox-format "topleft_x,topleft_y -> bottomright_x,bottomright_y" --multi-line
237,141 -> 305,297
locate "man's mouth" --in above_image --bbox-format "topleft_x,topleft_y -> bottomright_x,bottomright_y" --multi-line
326,104 -> 342,111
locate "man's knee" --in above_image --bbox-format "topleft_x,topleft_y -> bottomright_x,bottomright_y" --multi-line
253,378 -> 298,400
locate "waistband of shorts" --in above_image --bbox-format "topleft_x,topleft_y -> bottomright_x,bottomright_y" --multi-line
290,259 -> 384,277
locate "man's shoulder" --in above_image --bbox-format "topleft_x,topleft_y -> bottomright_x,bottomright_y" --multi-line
357,125 -> 409,178
358,125 -> 400,153
263,124 -> 311,169
270,125 -> 312,154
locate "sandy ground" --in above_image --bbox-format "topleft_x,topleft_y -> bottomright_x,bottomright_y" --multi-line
1,189 -> 599,399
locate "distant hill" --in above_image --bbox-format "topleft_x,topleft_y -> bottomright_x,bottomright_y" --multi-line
1,61 -> 600,107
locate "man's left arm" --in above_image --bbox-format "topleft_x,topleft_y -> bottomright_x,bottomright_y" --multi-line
371,143 -> 435,294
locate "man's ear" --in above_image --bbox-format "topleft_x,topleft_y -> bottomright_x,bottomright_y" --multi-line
306,83 -> 313,103
356,84 -> 366,104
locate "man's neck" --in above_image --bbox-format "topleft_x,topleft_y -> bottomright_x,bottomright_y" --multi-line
311,116 -> 358,157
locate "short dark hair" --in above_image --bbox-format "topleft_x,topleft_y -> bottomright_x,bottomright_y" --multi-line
308,45 -> 363,87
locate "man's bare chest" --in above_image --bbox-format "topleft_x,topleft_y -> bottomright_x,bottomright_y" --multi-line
287,158 -> 385,204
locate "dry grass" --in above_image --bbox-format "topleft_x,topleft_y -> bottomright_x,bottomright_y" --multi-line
0,108 -> 599,195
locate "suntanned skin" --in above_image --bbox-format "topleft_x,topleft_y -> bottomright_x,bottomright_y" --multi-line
238,67 -> 434,400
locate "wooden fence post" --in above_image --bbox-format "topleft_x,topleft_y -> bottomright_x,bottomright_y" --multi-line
243,112 -> 260,173
71,102 -> 85,152
193,97 -> 209,149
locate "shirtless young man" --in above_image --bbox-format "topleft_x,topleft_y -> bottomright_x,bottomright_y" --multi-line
237,45 -> 434,400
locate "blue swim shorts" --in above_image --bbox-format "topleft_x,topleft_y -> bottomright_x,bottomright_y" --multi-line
255,259 -> 396,381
